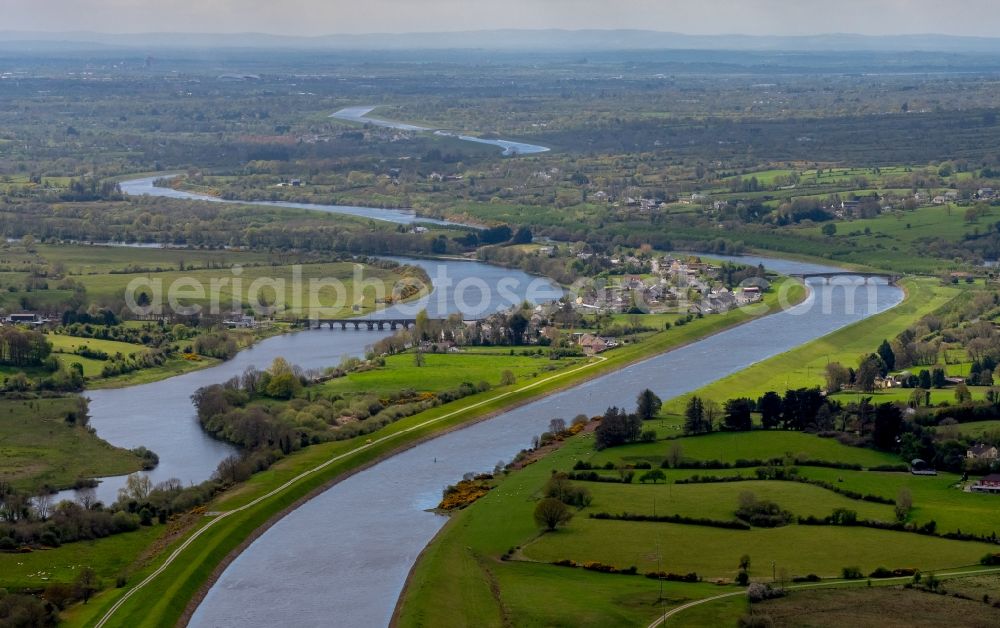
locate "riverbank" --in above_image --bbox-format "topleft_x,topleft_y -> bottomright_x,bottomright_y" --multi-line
64,279 -> 805,627
391,277 -> 966,628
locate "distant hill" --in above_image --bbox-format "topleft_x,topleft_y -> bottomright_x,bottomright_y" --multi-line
4,29 -> 1000,53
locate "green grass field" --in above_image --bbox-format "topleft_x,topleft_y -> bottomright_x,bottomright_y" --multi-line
0,525 -> 166,590
586,431 -> 900,468
395,429 -> 1000,628
663,277 -> 961,414
318,349 -> 580,397
0,398 -> 144,492
76,261 -> 405,318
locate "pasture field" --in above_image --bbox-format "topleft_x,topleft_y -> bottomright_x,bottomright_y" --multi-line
587,430 -> 900,468
797,202 -> 1000,243
957,420 -> 1000,439
0,397 -> 144,492
318,349 -> 582,397
75,261 -> 406,318
0,525 -> 166,591
396,428 -> 1000,627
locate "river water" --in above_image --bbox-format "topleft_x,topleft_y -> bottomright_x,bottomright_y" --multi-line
119,176 -> 460,227
331,106 -> 551,156
96,178 -> 901,626
56,183 -> 561,506
191,270 -> 902,627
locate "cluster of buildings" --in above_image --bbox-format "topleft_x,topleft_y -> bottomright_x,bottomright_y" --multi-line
570,256 -> 763,316
2,312 -> 52,327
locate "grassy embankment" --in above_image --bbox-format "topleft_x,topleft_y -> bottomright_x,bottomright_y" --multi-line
394,278 -> 996,628
53,280 -> 804,627
662,276 -> 960,415
0,397 -> 145,492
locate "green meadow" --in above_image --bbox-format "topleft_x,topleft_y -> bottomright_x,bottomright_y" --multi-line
0,397 -> 144,492
396,428 -> 1000,628
663,277 -> 961,414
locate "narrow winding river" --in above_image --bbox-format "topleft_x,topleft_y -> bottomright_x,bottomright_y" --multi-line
330,106 -> 551,156
105,179 -> 902,626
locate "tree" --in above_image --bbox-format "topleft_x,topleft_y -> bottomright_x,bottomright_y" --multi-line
413,351 -> 425,367
877,339 -> 896,372
511,226 -> 533,244
955,382 -> 972,404
931,368 -> 947,389
265,372 -> 301,399
500,370 -> 516,386
895,487 -> 913,522
636,388 -> 662,420
918,369 -> 932,389
821,223 -> 837,237
639,468 -> 666,484
117,473 -> 151,504
736,554 -> 752,585
855,354 -> 883,393
267,356 -> 294,377
666,442 -> 684,468
533,497 -> 572,531
759,391 -> 783,429
872,403 -> 903,451
548,418 -> 566,434
74,566 -> 99,603
781,388 -> 825,430
825,362 -> 851,393
684,396 -> 705,434
723,398 -> 753,431
595,406 -> 642,449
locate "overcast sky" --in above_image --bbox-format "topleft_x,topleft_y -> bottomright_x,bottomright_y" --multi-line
7,0 -> 1000,37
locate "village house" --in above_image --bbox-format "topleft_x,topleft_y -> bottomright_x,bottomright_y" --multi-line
971,473 -> 1000,494
577,333 -> 618,355
223,313 -> 257,329
4,312 -> 48,326
967,443 -> 1000,461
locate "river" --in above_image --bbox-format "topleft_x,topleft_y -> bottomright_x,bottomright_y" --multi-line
55,182 -> 561,506
330,106 -> 551,156
191,267 -> 902,627
119,176 -> 461,227
96,178 -> 901,626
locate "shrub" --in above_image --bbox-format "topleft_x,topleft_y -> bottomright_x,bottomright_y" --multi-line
869,566 -> 894,578
738,614 -> 775,628
982,553 -> 1000,566
534,498 -> 573,531
842,566 -> 864,579
735,493 -> 793,528
746,582 -> 785,602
